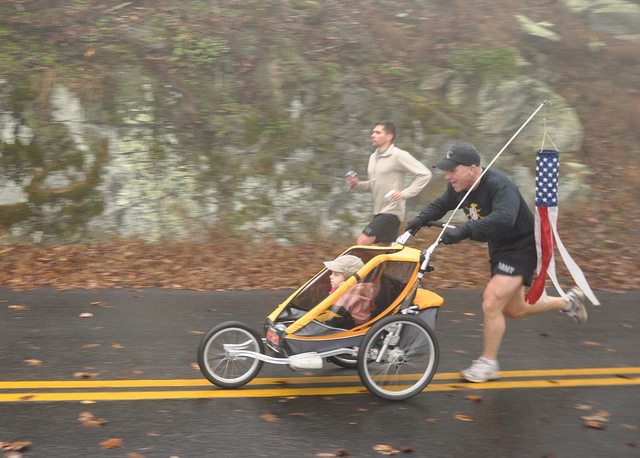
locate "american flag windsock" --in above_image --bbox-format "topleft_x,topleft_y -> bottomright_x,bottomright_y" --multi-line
525,150 -> 600,305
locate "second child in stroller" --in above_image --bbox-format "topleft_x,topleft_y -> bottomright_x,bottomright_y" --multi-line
319,254 -> 380,329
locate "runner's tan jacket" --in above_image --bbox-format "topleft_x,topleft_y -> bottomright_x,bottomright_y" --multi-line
352,144 -> 432,220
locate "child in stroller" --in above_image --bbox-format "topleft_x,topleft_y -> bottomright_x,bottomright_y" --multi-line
319,255 -> 380,329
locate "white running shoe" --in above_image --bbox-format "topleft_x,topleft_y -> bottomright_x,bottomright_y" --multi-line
563,287 -> 588,324
460,357 -> 500,383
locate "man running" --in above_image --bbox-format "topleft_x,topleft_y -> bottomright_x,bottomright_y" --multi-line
406,142 -> 587,383
346,121 -> 432,245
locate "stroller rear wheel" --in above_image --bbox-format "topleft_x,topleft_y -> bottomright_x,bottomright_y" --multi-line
197,321 -> 264,388
357,314 -> 439,401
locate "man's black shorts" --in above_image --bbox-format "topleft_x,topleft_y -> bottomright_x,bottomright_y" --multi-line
489,237 -> 537,286
362,213 -> 401,244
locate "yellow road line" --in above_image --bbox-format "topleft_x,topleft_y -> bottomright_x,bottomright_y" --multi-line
1,377 -> 639,402
0,367 -> 638,390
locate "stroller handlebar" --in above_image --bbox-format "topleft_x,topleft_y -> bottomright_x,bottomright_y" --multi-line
424,221 -> 456,229
395,221 -> 455,245
395,221 -> 457,277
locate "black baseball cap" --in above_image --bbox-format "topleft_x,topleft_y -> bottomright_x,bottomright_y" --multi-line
434,143 -> 481,170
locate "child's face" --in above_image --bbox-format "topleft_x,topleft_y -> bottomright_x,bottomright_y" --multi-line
329,271 -> 348,290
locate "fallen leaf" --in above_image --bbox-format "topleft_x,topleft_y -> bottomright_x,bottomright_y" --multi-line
622,424 -> 637,430
582,340 -> 603,347
100,438 -> 123,449
24,359 -> 43,366
583,419 -> 607,430
0,441 -> 32,451
127,453 -> 145,458
260,413 -> 279,422
453,413 -> 473,422
90,301 -> 107,306
373,444 -> 399,455
74,372 -> 97,379
112,343 -> 125,349
78,411 -> 108,427
79,312 -> 94,318
465,395 -> 483,403
574,403 -> 592,410
82,343 -> 100,349
190,362 -> 200,370
8,304 -> 28,310
3,452 -> 23,458
581,412 -> 609,430
190,330 -> 205,335
80,400 -> 96,404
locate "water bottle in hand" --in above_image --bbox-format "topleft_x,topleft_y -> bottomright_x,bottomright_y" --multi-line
345,170 -> 358,191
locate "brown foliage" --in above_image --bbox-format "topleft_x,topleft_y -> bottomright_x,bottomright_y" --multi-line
0,217 -> 638,292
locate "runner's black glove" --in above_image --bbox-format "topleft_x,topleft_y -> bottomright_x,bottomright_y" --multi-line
405,217 -> 424,235
440,225 -> 471,244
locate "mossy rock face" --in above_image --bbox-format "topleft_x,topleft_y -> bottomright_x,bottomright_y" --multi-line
1,2 -> 623,244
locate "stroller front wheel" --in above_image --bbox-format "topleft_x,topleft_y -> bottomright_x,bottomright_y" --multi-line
357,314 -> 439,401
197,321 -> 264,388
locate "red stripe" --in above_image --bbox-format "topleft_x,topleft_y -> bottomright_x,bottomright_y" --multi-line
525,206 -> 553,304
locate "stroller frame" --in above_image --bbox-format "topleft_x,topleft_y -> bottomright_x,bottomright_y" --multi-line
197,226 -> 446,401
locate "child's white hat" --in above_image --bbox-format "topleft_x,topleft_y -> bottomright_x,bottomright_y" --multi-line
323,255 -> 364,277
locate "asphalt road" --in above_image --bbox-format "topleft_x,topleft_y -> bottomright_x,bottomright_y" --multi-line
1,288 -> 639,457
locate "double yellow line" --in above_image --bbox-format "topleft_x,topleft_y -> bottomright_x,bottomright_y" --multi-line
1,367 -> 638,402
